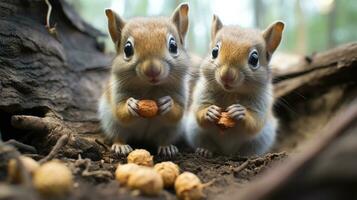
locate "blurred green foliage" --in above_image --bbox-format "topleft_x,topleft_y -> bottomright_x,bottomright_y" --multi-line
66,0 -> 357,55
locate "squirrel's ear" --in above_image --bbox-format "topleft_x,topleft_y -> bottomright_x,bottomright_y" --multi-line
105,9 -> 125,47
262,21 -> 284,58
171,3 -> 189,44
211,15 -> 223,41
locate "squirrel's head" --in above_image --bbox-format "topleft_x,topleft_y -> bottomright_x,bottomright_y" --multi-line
202,15 -> 284,94
105,3 -> 189,86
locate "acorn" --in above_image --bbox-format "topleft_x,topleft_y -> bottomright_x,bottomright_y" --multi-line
138,100 -> 158,118
115,163 -> 140,185
175,172 -> 205,200
217,112 -> 236,130
127,149 -> 154,167
33,160 -> 73,197
127,167 -> 163,196
7,156 -> 40,183
154,161 -> 180,188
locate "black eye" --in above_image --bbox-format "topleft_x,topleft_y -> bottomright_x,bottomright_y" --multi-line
169,37 -> 178,54
248,50 -> 259,69
124,41 -> 134,58
212,45 -> 219,59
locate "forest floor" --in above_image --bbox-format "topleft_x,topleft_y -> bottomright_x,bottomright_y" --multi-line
9,143 -> 288,200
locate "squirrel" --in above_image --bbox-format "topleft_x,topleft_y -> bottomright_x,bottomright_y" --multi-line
184,15 -> 284,157
98,3 -> 190,157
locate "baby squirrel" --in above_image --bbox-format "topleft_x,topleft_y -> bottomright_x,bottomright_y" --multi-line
184,15 -> 284,157
98,3 -> 190,157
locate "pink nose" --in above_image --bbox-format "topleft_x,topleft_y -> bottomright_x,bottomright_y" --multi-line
221,73 -> 234,84
145,67 -> 160,78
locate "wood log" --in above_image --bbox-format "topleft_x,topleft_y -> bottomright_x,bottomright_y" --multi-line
0,0 -> 111,158
272,43 -> 357,151
227,99 -> 357,200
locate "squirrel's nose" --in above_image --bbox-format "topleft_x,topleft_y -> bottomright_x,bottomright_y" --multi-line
220,72 -> 235,84
219,65 -> 237,84
144,66 -> 161,78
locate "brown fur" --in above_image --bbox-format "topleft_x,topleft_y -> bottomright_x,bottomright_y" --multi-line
184,16 -> 284,156
99,4 -> 191,155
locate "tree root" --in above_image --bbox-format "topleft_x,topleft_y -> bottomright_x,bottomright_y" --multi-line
11,114 -> 105,162
75,155 -> 112,179
4,139 -> 37,154
39,134 -> 69,164
233,160 -> 250,173
11,115 -> 59,133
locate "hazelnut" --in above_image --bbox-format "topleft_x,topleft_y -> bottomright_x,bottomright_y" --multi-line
115,163 -> 140,185
127,167 -> 163,196
217,112 -> 236,129
127,149 -> 154,167
8,156 -> 40,183
154,161 -> 180,188
33,160 -> 73,197
175,172 -> 204,200
138,100 -> 158,118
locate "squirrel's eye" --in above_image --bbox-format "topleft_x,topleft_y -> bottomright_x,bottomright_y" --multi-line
124,41 -> 134,58
248,50 -> 259,70
169,37 -> 178,54
212,45 -> 219,59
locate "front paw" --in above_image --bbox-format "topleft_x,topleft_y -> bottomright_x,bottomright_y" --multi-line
157,145 -> 179,158
111,143 -> 133,156
226,104 -> 246,121
126,97 -> 140,117
157,96 -> 173,115
195,148 -> 213,158
205,105 -> 222,123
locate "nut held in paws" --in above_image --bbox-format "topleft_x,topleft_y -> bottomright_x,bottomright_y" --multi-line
127,149 -> 154,167
217,112 -> 236,130
138,100 -> 158,118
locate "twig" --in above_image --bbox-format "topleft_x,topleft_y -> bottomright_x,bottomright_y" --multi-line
45,0 -> 52,28
233,160 -> 250,173
82,168 -> 113,179
39,134 -> 69,164
4,139 -> 37,154
75,157 -> 112,179
95,139 -> 109,151
44,0 -> 56,34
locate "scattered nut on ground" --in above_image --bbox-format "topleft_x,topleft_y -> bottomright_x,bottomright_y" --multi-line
175,172 -> 205,200
217,112 -> 236,130
154,161 -> 180,188
138,100 -> 158,118
115,163 -> 140,185
8,156 -> 40,183
127,167 -> 163,196
127,149 -> 154,167
33,160 -> 73,197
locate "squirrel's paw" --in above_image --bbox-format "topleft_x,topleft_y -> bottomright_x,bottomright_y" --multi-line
111,143 -> 133,156
195,147 -> 213,158
227,104 -> 246,121
205,105 -> 221,122
157,144 -> 179,158
127,97 -> 140,117
158,96 -> 173,115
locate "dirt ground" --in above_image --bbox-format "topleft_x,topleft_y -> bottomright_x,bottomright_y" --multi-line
3,148 -> 286,200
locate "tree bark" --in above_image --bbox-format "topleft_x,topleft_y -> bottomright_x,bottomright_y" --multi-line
0,0 -> 112,159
